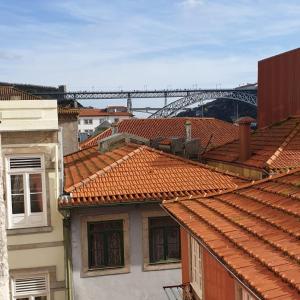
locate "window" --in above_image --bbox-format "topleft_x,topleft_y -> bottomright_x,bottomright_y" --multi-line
81,213 -> 130,277
84,129 -> 93,135
149,216 -> 180,263
190,236 -> 203,298
88,220 -> 124,269
84,119 -> 92,125
6,156 -> 47,229
11,273 -> 50,300
236,284 -> 256,300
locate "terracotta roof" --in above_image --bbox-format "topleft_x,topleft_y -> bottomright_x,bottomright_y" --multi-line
163,168 -> 300,300
80,118 -> 239,149
60,143 -> 247,207
204,116 -> 300,172
0,86 -> 40,100
79,108 -> 132,117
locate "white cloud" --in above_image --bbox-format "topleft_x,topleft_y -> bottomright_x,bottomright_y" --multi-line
180,0 -> 205,8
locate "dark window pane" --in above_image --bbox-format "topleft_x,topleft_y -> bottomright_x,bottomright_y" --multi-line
88,220 -> 124,269
12,195 -> 25,214
30,193 -> 43,212
34,297 -> 47,300
149,216 -> 181,263
10,174 -> 24,194
107,232 -> 123,266
150,228 -> 165,262
29,174 -> 43,212
29,174 -> 42,193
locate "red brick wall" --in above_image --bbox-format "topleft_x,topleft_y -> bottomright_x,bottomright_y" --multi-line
258,48 -> 300,128
203,249 -> 235,300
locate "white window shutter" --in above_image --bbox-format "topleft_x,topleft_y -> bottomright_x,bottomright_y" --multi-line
14,275 -> 48,296
9,157 -> 42,170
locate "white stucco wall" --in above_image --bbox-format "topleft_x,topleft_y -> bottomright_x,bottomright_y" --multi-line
78,115 -> 130,133
71,203 -> 181,300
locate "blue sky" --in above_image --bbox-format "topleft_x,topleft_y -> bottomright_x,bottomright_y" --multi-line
0,0 -> 299,105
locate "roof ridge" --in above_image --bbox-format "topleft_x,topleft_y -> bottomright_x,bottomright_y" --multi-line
64,145 -> 97,158
266,122 -> 300,168
163,167 -> 300,204
67,144 -> 146,193
80,127 -> 112,148
142,145 -> 247,181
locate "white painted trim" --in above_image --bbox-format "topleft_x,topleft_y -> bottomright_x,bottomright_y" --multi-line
6,154 -> 47,229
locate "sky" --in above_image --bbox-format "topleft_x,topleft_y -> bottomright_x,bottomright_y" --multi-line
0,0 -> 299,108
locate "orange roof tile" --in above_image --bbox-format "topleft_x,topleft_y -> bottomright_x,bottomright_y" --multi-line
61,143 -> 247,207
0,86 -> 40,100
80,117 -> 239,150
204,116 -> 300,172
79,108 -> 132,117
163,168 -> 300,299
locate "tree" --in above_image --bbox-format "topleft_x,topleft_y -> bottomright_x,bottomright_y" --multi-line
0,134 -> 9,300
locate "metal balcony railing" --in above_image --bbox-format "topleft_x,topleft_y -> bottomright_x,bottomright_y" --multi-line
163,283 -> 193,300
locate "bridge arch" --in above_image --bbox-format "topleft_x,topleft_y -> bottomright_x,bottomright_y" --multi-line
148,91 -> 257,119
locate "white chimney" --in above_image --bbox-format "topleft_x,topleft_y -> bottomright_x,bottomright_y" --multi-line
185,120 -> 192,142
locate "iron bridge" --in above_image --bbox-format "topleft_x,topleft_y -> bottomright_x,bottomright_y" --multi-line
33,88 -> 257,119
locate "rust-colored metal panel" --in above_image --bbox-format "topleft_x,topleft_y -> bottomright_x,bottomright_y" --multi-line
180,227 -> 190,284
203,249 -> 235,300
258,48 -> 300,128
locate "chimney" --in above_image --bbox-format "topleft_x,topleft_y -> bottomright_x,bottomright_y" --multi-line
236,117 -> 255,162
185,120 -> 192,142
111,122 -> 118,135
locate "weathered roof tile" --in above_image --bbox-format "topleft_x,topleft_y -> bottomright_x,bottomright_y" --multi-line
163,168 -> 300,299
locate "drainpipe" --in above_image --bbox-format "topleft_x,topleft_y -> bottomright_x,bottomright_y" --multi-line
236,117 -> 255,162
185,120 -> 192,142
62,209 -> 73,300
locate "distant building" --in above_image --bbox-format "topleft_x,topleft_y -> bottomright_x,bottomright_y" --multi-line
78,106 -> 133,137
58,107 -> 79,155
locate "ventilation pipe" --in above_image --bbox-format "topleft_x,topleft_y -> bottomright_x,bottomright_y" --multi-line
185,120 -> 192,142
236,117 -> 255,162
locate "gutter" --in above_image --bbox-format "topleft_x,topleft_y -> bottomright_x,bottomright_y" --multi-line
160,204 -> 262,300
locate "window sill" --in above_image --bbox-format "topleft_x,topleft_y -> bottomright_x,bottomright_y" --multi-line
7,226 -> 53,236
143,260 -> 181,272
81,265 -> 130,278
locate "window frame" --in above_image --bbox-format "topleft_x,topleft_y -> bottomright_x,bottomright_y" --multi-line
235,283 -> 257,300
81,213 -> 130,277
11,272 -> 50,300
190,236 -> 204,299
142,210 -> 181,271
87,220 -> 125,270
84,119 -> 93,125
6,154 -> 47,229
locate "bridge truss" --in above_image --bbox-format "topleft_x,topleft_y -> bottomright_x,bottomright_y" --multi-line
148,90 -> 257,118
34,88 -> 257,117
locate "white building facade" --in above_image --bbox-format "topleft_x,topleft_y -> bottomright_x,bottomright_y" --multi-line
1,100 -> 66,300
78,107 -> 132,136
